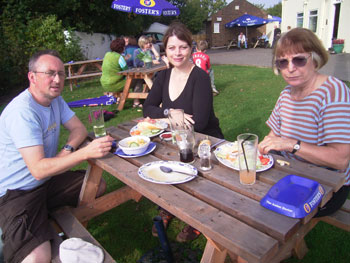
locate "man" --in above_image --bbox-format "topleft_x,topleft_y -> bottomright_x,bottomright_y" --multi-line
237,32 -> 247,49
272,25 -> 281,48
0,50 -> 114,263
259,33 -> 269,48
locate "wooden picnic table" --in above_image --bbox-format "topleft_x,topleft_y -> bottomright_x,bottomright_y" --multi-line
71,119 -> 346,263
116,62 -> 167,111
64,59 -> 103,91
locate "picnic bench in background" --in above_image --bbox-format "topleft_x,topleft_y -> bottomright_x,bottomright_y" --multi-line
227,39 -> 237,50
64,59 -> 103,91
115,62 -> 167,111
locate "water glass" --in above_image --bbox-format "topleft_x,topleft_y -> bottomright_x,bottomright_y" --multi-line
89,107 -> 106,138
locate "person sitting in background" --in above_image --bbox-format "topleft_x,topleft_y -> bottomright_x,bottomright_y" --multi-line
123,36 -> 138,68
143,22 -> 224,242
0,49 -> 113,263
100,38 -> 128,95
133,35 -> 161,68
192,40 -> 219,94
258,28 -> 350,217
238,32 -> 247,49
259,33 -> 269,48
148,36 -> 160,55
132,35 -> 161,108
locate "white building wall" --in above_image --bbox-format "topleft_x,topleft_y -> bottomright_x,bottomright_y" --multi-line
338,0 -> 350,52
281,0 -> 350,53
74,31 -> 116,60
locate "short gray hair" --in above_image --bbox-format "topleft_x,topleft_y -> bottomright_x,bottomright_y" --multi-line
28,50 -> 62,72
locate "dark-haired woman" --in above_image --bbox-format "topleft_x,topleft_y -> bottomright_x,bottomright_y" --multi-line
143,22 -> 223,242
100,38 -> 127,93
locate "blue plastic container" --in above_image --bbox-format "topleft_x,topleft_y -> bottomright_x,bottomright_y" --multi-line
260,174 -> 324,218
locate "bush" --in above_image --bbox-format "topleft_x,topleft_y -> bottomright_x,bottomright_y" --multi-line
0,14 -> 84,96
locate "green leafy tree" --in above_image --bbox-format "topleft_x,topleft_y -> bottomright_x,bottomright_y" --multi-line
0,12 -> 83,96
266,2 -> 282,17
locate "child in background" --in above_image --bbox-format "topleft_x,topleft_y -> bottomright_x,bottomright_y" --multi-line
192,40 -> 219,95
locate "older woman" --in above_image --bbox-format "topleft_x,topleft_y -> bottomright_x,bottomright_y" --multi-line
258,28 -> 350,217
133,35 -> 160,68
100,38 -> 127,93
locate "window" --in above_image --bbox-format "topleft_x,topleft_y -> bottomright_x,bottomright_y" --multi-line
297,12 -> 303,28
214,23 -> 220,33
309,10 -> 318,32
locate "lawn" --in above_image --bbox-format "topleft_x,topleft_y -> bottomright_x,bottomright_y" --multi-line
2,64 -> 349,262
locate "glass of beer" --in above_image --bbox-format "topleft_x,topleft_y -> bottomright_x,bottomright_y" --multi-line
89,107 -> 106,138
174,125 -> 195,163
237,133 -> 258,185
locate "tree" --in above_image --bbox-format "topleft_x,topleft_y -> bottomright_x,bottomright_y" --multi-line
266,2 -> 282,17
167,0 -> 227,33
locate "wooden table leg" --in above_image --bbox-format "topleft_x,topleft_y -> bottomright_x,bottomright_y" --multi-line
118,76 -> 133,111
201,236 -> 227,263
78,162 -> 103,206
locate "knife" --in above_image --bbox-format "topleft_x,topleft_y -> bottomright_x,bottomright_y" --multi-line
210,139 -> 226,151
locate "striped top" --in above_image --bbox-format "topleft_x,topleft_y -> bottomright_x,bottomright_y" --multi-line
267,76 -> 350,185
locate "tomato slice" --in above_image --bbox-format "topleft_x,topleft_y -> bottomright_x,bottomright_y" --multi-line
259,155 -> 270,165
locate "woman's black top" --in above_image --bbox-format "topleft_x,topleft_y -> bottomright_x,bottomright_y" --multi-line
143,66 -> 224,138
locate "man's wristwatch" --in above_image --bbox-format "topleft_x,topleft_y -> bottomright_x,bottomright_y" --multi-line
291,140 -> 301,154
62,144 -> 75,152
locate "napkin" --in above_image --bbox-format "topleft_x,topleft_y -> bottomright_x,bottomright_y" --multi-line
59,238 -> 104,263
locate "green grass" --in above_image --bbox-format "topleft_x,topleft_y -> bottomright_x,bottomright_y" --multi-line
2,65 -> 349,262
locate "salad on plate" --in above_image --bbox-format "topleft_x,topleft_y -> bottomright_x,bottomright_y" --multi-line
214,141 -> 273,172
130,118 -> 168,137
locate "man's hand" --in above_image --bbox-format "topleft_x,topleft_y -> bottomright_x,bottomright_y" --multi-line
83,135 -> 114,159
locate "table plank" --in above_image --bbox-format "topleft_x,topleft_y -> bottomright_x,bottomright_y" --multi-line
178,177 -> 300,243
87,155 -> 279,263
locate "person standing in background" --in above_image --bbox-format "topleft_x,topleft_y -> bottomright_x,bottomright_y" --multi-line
192,40 -> 219,95
272,25 -> 281,48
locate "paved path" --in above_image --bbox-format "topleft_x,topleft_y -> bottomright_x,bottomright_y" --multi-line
207,48 -> 350,82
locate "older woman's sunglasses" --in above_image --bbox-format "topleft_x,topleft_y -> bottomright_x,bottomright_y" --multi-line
275,54 -> 311,70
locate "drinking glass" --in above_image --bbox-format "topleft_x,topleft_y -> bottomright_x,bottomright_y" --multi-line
167,109 -> 185,144
89,107 -> 106,138
174,125 -> 195,163
237,133 -> 258,185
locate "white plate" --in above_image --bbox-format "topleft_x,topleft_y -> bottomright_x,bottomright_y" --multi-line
114,142 -> 156,158
130,120 -> 168,138
214,142 -> 274,172
138,161 -> 197,184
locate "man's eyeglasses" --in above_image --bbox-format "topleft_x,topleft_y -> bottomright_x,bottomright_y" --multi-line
275,54 -> 312,70
34,71 -> 65,78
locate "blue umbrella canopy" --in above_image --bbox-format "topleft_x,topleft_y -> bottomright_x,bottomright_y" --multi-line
111,0 -> 180,16
268,15 -> 282,23
225,14 -> 269,38
225,14 -> 269,28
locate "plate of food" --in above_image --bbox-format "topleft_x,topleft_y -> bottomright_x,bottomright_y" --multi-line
214,141 -> 274,172
138,161 -> 197,184
130,119 -> 168,137
115,142 -> 156,158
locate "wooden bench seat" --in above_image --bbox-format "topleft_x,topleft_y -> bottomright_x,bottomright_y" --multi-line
66,72 -> 102,81
320,199 -> 350,231
50,207 -> 115,263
